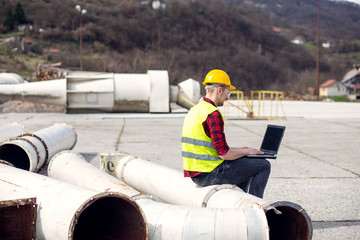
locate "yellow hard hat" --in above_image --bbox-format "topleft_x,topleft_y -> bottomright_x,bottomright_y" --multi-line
203,69 -> 236,90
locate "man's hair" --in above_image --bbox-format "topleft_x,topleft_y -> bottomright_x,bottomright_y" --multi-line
205,84 -> 227,93
205,83 -> 226,89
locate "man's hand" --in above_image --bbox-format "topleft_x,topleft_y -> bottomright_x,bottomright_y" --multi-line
220,147 -> 263,160
241,147 -> 264,155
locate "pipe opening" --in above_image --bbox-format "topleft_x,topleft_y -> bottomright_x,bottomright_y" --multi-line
265,204 -> 312,240
0,144 -> 30,170
72,195 -> 147,240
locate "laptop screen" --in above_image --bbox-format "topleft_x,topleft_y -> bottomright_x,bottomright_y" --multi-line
260,125 -> 285,153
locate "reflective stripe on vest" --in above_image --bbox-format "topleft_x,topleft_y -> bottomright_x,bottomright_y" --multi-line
182,100 -> 224,172
182,151 -> 222,161
181,137 -> 214,149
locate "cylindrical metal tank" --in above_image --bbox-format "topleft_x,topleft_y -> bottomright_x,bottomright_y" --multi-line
48,150 -> 269,240
0,163 -> 147,240
0,72 -> 25,84
100,152 -> 313,240
0,123 -> 77,172
0,78 -> 66,105
0,70 -> 200,113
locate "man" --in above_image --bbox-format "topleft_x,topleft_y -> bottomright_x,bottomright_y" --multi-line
181,69 -> 270,198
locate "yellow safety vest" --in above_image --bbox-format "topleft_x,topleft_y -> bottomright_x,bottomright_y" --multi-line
182,100 -> 224,172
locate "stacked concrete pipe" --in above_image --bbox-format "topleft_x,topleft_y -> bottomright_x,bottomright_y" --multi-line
48,150 -> 269,240
0,123 -> 77,172
100,153 -> 313,240
0,163 -> 147,240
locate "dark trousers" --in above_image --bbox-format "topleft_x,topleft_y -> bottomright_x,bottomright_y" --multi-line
191,157 -> 271,198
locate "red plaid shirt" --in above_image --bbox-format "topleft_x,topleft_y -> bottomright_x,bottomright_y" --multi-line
184,98 -> 229,177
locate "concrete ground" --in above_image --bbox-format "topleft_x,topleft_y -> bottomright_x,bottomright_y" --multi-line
1,100 -> 359,239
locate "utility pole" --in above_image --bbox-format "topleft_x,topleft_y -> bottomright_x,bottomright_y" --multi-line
152,0 -> 166,69
76,5 -> 87,71
316,0 -> 320,100
39,28 -> 45,63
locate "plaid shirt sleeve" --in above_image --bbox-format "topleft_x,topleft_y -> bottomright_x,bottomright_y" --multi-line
204,110 -> 230,156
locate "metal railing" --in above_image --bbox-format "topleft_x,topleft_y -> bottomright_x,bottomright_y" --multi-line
223,90 -> 286,120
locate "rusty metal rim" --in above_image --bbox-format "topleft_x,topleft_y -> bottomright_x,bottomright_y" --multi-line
47,150 -> 85,175
67,191 -> 148,240
20,133 -> 49,165
0,197 -> 36,207
6,137 -> 40,171
263,201 -> 313,240
201,184 -> 242,208
0,159 -> 14,167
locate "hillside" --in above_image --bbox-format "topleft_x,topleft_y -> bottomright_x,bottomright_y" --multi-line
0,0 -> 359,94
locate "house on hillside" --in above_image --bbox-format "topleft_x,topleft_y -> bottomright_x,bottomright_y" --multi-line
49,49 -> 60,55
319,79 -> 347,97
291,36 -> 305,45
322,40 -> 334,49
272,27 -> 282,35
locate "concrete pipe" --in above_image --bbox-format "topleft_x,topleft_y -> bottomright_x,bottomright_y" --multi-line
0,163 -> 147,240
0,78 -> 66,105
48,151 -> 142,198
48,150 -> 269,240
0,70 -> 200,113
136,199 -> 268,240
0,123 -> 77,172
101,153 -> 313,240
0,72 -> 25,84
170,78 -> 200,109
0,122 -> 28,143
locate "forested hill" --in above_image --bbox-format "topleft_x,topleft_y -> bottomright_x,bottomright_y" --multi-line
1,0 -> 359,93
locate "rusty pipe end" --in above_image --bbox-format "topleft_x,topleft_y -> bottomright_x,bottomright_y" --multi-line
0,198 -> 37,240
0,140 -> 35,171
0,159 -> 15,167
69,192 -> 148,240
263,201 -> 313,240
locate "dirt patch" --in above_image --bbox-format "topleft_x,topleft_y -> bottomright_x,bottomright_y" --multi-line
0,100 -> 65,113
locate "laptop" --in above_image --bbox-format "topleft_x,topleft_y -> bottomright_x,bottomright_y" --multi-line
247,124 -> 286,159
